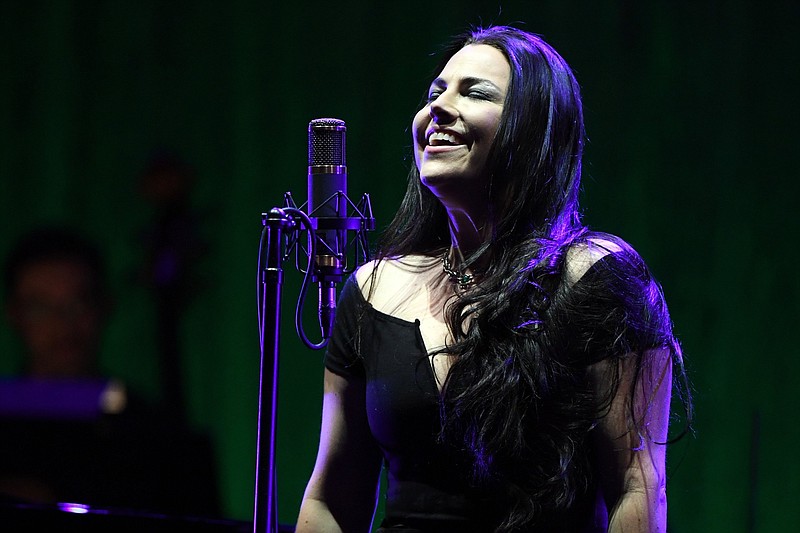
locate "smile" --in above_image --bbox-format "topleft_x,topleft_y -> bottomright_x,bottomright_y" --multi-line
427,130 -> 466,146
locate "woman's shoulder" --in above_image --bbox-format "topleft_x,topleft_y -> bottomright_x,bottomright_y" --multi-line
353,255 -> 442,314
354,255 -> 439,291
564,231 -> 641,287
558,231 -> 673,354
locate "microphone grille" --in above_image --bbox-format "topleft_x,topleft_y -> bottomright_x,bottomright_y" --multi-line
309,118 -> 346,166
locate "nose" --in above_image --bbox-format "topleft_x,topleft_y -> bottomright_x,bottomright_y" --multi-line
428,92 -> 457,124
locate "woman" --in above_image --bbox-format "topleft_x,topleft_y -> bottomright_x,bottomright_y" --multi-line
297,26 -> 689,532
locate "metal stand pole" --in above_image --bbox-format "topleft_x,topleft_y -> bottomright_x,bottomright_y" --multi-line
251,194 -> 372,532
253,208 -> 293,533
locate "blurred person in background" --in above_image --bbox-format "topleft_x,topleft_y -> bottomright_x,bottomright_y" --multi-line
0,226 -> 220,518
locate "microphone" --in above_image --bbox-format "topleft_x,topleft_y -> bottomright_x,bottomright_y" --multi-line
307,118 -> 347,340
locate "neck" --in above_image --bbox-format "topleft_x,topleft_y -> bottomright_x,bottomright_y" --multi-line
446,206 -> 490,261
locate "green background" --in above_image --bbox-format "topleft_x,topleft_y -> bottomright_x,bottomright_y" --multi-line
1,1 -> 798,531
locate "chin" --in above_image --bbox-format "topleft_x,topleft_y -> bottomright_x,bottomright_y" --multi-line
423,178 -> 486,211
420,174 -> 457,194
421,171 -> 477,189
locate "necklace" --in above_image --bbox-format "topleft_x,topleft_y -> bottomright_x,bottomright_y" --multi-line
442,249 -> 475,290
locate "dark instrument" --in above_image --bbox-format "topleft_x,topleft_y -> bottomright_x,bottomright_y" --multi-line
1,500 -> 260,533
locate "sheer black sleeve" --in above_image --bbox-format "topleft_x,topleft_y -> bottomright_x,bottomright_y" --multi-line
554,234 -> 676,366
323,274 -> 367,378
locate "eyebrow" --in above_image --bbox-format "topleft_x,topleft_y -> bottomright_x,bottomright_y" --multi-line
430,76 -> 503,92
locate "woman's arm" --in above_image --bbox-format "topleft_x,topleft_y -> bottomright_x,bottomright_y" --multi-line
296,369 -> 383,533
590,348 -> 673,533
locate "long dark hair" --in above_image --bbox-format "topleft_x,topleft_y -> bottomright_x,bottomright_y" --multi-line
376,26 -> 690,531
381,26 -> 583,258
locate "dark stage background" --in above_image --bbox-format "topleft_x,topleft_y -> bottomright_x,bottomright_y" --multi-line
1,1 -> 798,531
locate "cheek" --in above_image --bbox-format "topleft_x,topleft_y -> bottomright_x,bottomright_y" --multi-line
412,107 -> 429,145
411,109 -> 428,168
483,110 -> 503,139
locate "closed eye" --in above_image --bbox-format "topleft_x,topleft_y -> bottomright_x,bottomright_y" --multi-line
425,77 -> 503,103
465,90 -> 491,100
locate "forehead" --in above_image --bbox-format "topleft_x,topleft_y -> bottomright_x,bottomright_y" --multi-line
15,259 -> 95,297
436,44 -> 510,86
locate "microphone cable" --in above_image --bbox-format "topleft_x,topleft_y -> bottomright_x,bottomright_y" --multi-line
256,207 -> 329,352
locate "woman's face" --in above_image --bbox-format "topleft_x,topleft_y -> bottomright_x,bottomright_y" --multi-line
413,44 -> 510,202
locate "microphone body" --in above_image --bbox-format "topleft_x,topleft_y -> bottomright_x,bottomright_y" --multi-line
308,118 -> 347,339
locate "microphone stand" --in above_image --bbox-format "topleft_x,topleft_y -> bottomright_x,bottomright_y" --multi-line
254,208 -> 294,533
253,194 -> 373,533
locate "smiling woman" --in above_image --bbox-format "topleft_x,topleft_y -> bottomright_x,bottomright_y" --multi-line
413,44 -> 510,214
296,26 -> 690,533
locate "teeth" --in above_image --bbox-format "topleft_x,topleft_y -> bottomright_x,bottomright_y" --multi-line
428,131 -> 461,146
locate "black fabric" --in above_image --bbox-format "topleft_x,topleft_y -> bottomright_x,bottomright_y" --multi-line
323,243 -> 660,531
0,410 -> 220,517
326,277 -> 504,530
